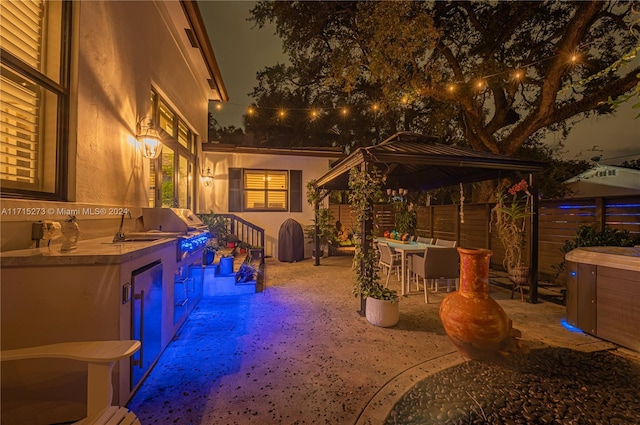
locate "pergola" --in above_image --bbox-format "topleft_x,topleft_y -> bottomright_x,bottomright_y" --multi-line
310,132 -> 547,303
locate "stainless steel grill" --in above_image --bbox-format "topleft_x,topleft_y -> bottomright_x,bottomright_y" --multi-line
140,208 -> 210,261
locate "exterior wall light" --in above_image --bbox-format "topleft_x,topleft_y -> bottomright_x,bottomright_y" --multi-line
202,167 -> 214,187
136,118 -> 163,159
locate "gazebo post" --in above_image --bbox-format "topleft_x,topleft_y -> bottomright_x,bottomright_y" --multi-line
528,172 -> 539,303
314,194 -> 321,266
357,196 -> 374,316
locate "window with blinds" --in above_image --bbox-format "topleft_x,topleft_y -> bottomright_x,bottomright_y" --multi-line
0,0 -> 69,198
244,170 -> 288,211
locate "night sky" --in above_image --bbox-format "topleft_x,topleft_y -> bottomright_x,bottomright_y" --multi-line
199,1 -> 639,165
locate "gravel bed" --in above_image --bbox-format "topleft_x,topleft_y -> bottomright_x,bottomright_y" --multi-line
385,348 -> 640,425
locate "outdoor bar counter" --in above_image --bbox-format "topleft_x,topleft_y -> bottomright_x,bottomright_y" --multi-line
565,246 -> 640,352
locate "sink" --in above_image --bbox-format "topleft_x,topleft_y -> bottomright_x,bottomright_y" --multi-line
102,237 -> 163,244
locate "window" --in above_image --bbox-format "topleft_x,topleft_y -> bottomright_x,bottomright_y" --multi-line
244,170 -> 288,211
1,1 -> 71,199
229,168 -> 302,212
148,90 -> 196,209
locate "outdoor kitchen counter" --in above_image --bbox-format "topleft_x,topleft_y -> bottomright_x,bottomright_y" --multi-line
0,236 -> 177,267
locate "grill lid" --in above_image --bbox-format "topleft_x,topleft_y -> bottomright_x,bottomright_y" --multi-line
141,208 -> 206,233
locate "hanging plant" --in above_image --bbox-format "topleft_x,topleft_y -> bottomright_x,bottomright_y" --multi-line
348,166 -> 398,302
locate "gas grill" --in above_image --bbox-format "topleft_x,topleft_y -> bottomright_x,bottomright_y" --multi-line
140,208 -> 210,261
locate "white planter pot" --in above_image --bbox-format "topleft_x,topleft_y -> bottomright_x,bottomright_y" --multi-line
365,297 -> 400,327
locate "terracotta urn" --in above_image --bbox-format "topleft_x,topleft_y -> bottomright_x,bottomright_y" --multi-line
439,248 -> 511,360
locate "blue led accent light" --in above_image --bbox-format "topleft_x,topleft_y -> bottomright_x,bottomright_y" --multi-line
555,205 -> 596,209
560,319 -> 583,333
571,271 -> 577,277
179,232 -> 210,256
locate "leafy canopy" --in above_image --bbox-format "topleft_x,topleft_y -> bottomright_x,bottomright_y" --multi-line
249,1 -> 640,156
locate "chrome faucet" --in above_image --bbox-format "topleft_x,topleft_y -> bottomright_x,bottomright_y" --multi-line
113,211 -> 132,242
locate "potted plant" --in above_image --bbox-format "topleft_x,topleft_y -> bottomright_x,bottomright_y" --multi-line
393,201 -> 416,236
304,208 -> 336,258
235,259 -> 263,283
204,240 -> 218,265
492,179 -> 532,286
199,210 -> 229,247
238,241 -> 251,255
225,233 -> 240,249
349,166 -> 401,327
305,182 -> 338,258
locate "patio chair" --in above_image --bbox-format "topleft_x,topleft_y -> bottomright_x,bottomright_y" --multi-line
377,241 -> 401,287
411,247 -> 459,303
407,237 -> 434,281
1,340 -> 141,425
434,238 -> 457,247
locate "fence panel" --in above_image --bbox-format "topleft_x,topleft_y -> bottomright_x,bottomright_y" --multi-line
460,204 -> 491,250
432,205 -> 458,242
331,195 -> 638,283
605,197 -> 640,238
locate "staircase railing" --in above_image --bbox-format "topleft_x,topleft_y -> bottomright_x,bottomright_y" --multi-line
219,214 -> 265,263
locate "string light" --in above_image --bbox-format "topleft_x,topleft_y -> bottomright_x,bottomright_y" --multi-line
211,41 -> 625,119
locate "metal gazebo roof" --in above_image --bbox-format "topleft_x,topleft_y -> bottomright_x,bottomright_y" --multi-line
313,132 -> 547,191
311,131 -> 548,304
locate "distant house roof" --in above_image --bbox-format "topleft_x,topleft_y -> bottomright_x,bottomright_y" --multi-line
313,132 -> 547,191
563,164 -> 640,198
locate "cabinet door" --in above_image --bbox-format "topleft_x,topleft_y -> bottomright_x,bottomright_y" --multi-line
131,261 -> 163,389
577,263 -> 597,335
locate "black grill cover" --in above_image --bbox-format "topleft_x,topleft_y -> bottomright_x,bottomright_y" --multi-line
278,218 -> 304,262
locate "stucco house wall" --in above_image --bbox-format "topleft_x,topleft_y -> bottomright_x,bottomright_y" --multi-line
1,1 -> 224,251
200,148 -> 341,258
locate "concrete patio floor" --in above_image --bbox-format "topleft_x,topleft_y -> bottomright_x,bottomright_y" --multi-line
126,255 -> 636,425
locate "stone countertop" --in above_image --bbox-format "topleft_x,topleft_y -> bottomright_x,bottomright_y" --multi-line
565,246 -> 640,272
0,236 -> 176,267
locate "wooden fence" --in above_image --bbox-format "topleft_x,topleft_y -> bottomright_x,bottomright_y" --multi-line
329,195 -> 640,283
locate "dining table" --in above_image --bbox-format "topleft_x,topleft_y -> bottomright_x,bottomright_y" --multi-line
375,238 -> 436,295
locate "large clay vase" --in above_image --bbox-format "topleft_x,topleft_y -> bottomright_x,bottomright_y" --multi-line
439,248 -> 511,360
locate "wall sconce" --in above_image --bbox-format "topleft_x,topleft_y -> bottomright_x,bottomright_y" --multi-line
202,167 -> 214,187
136,118 -> 163,159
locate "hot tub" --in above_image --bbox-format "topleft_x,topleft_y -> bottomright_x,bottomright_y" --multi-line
565,246 -> 640,352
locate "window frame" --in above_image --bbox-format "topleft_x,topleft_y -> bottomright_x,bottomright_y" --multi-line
148,89 -> 196,209
0,1 -> 72,200
228,168 -> 302,213
242,169 -> 289,212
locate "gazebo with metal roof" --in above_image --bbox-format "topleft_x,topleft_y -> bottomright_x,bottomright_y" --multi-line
310,132 -> 547,304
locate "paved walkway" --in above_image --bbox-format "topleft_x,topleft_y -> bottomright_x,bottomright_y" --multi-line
127,256 -> 633,425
